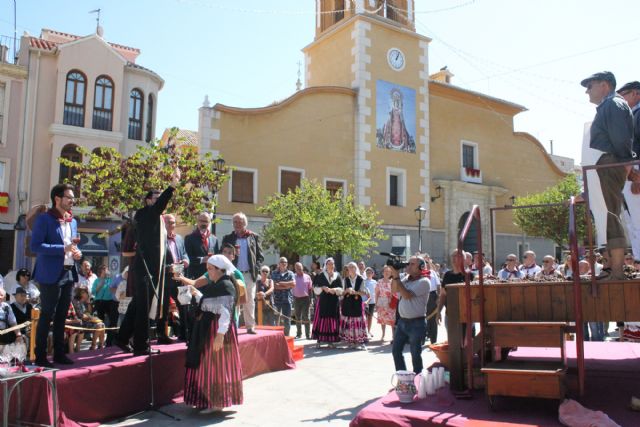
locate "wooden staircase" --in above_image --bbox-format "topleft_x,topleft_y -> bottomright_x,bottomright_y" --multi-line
481,321 -> 569,407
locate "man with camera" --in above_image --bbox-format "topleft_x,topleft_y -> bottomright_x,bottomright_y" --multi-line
390,255 -> 431,374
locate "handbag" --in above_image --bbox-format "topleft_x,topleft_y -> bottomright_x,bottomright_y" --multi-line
389,294 -> 399,310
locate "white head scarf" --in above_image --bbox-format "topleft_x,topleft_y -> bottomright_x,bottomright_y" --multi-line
323,257 -> 335,271
207,254 -> 237,273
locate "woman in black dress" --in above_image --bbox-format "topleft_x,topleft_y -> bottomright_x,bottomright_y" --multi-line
312,258 -> 342,348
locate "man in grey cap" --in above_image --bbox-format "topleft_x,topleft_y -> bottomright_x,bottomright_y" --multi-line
618,81 -> 640,260
581,71 -> 634,280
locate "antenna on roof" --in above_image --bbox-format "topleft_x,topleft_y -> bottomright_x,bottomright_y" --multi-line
89,9 -> 101,35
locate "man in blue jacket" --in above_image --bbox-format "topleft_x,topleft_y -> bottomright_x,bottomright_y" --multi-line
581,71 -> 635,280
31,183 -> 83,367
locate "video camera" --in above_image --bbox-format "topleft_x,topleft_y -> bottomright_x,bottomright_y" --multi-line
379,252 -> 409,270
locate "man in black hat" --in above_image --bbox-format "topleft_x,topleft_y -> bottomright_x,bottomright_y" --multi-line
581,71 -> 634,280
618,81 -> 640,260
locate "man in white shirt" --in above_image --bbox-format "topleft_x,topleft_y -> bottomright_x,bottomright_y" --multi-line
519,251 -> 542,278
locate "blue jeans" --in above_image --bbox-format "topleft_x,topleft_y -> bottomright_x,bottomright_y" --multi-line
586,322 -> 605,341
392,317 -> 427,374
36,271 -> 74,360
274,301 -> 292,336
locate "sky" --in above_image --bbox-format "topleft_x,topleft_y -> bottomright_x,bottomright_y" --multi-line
2,0 -> 640,164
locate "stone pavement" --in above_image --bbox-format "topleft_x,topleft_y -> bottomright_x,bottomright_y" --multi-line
104,321 -> 447,427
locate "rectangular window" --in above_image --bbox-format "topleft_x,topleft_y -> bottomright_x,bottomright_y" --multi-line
389,175 -> 399,206
280,170 -> 302,194
0,83 -> 4,145
462,144 -> 475,169
231,170 -> 254,204
386,167 -> 406,207
325,180 -> 345,198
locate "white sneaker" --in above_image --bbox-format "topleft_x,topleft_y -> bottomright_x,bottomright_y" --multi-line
199,407 -> 222,415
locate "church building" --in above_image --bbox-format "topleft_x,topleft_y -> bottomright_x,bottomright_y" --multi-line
198,1 -> 565,266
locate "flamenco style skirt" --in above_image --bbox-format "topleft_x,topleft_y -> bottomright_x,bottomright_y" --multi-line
312,300 -> 340,343
184,315 -> 243,409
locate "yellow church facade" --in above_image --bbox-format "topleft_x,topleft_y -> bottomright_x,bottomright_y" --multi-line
198,1 -> 565,266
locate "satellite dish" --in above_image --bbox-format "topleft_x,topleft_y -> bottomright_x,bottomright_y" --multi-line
96,25 -> 104,37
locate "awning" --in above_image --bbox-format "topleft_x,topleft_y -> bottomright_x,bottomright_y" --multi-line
78,232 -> 108,255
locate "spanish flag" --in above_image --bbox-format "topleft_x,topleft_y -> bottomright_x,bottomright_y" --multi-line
0,192 -> 9,213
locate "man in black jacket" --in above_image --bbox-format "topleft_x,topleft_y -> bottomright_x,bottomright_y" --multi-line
116,168 -> 179,355
156,213 -> 189,343
184,212 -> 219,279
222,212 -> 263,333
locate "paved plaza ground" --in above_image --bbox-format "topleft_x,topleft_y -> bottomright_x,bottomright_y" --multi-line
103,321 -> 446,427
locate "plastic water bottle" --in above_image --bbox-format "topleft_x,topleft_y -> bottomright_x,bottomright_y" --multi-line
417,370 -> 427,399
426,370 -> 436,395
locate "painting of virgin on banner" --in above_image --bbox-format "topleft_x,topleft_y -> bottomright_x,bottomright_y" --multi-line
376,80 -> 416,153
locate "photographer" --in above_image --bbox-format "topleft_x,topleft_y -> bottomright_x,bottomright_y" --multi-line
390,256 -> 431,374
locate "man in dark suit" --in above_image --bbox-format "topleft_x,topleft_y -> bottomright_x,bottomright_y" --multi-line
184,212 -> 219,279
30,183 -> 83,367
222,212 -> 263,334
116,168 -> 179,355
156,213 -> 189,343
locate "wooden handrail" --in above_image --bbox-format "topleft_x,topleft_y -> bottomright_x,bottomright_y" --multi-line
581,158 -> 640,297
456,204 -> 484,392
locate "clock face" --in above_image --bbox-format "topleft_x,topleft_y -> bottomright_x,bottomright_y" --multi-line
387,48 -> 405,71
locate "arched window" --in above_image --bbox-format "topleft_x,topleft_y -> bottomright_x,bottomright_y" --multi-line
128,89 -> 143,140
92,75 -> 114,131
59,144 -> 82,185
145,94 -> 154,142
63,70 -> 86,127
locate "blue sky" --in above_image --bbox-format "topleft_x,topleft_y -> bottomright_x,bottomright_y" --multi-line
2,0 -> 640,163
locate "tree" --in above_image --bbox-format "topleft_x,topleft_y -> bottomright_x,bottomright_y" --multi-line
512,174 -> 589,249
257,179 -> 387,259
59,128 -> 229,225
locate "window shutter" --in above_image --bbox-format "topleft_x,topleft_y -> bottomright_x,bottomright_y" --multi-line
232,171 -> 254,203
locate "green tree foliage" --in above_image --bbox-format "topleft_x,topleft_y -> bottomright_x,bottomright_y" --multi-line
512,174 -> 588,248
257,179 -> 387,259
59,128 -> 229,225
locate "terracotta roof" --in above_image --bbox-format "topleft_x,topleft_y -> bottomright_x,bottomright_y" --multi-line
174,129 -> 199,147
29,37 -> 57,51
125,62 -> 163,85
40,28 -> 140,53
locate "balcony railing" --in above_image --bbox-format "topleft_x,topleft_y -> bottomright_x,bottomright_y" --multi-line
92,109 -> 112,131
0,35 -> 18,64
63,106 -> 84,127
128,119 -> 142,140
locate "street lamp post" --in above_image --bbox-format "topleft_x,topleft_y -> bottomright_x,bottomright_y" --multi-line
414,205 -> 427,253
211,157 -> 226,235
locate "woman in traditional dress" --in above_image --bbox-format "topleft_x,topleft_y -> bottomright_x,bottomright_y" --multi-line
374,265 -> 396,341
340,262 -> 369,350
174,255 -> 243,414
312,258 -> 342,348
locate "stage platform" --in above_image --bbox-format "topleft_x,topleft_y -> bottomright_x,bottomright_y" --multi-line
11,328 -> 295,427
350,341 -> 640,427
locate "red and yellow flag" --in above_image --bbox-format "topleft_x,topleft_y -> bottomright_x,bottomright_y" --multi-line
0,192 -> 9,213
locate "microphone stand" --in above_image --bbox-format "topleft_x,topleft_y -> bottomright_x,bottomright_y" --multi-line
121,246 -> 180,422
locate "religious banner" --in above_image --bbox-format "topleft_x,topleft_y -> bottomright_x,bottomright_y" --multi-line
375,80 -> 416,153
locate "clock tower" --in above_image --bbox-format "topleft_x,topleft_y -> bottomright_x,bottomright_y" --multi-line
303,0 -> 432,228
